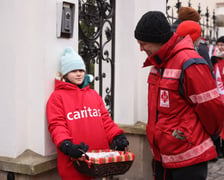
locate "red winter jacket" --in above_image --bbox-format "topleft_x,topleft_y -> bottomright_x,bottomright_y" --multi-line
144,33 -> 224,169
46,79 -> 124,180
214,58 -> 224,85
214,58 -> 224,139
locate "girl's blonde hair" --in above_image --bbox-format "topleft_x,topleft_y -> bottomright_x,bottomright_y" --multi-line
56,72 -> 65,81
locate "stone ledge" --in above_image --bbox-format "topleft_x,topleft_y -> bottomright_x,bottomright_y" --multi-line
0,149 -> 57,175
118,121 -> 146,135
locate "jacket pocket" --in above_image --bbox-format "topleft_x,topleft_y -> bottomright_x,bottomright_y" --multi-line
154,122 -> 193,155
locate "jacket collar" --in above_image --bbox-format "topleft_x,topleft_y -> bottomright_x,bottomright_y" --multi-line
143,33 -> 181,68
54,79 -> 90,91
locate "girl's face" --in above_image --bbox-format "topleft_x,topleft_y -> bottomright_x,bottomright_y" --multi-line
66,70 -> 85,85
137,40 -> 163,57
217,42 -> 224,53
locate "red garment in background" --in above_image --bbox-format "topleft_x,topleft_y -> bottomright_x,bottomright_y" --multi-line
214,59 -> 224,139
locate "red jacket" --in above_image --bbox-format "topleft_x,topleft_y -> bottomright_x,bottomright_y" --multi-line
214,58 -> 224,85
214,58 -> 224,139
46,79 -> 124,180
144,33 -> 224,168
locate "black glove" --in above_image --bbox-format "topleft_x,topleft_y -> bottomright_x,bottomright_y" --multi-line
211,56 -> 218,66
59,140 -> 89,158
112,134 -> 129,151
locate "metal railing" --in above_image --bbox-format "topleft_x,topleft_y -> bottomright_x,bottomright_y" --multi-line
79,0 -> 116,119
166,0 -> 218,45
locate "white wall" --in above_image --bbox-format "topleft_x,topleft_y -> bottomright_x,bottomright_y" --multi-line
114,0 -> 166,125
0,0 -> 79,157
216,5 -> 224,36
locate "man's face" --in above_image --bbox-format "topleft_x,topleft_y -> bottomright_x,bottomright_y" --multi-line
137,40 -> 163,57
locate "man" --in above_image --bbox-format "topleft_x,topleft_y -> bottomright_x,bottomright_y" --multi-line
134,11 -> 224,180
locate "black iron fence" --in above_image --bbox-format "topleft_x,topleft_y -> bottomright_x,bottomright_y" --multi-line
166,0 -> 218,45
79,0 -> 115,119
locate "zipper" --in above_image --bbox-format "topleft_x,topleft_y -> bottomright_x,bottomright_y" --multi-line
155,67 -> 163,123
156,110 -> 159,122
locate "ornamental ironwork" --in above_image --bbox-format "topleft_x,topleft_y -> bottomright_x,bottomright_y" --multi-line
79,0 -> 115,119
166,0 -> 218,45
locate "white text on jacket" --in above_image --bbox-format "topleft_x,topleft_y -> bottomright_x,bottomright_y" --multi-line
67,106 -> 101,120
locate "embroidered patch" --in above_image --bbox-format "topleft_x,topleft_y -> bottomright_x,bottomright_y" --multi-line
160,90 -> 170,108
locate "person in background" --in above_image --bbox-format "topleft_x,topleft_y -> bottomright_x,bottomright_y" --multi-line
46,47 -> 129,180
134,11 -> 224,180
171,6 -> 213,70
212,36 -> 224,61
176,20 -> 202,51
171,6 -> 200,32
177,20 -> 224,160
211,36 -> 224,158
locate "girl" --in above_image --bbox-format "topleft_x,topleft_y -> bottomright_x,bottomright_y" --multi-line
46,47 -> 129,180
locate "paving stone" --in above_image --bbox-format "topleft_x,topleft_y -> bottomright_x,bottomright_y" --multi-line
208,158 -> 224,180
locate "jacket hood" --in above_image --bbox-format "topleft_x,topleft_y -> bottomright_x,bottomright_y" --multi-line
143,33 -> 195,68
54,74 -> 94,90
54,79 -> 89,91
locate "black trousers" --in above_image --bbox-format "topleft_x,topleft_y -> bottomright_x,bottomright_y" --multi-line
213,136 -> 224,158
152,159 -> 208,180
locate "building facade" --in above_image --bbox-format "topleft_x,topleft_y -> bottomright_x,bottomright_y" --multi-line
0,0 -> 223,179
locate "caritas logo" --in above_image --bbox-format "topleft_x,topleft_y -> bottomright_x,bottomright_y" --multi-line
67,106 -> 101,120
160,90 -> 170,108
